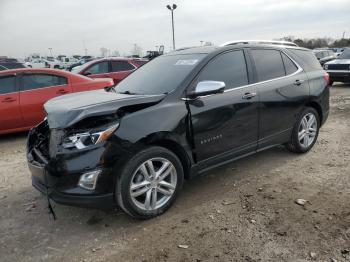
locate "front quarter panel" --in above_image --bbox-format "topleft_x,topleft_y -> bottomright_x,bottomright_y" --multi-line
114,100 -> 192,159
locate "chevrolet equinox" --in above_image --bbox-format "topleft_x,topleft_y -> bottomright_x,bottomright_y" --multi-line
27,42 -> 330,219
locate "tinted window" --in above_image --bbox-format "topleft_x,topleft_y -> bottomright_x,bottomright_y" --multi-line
0,62 -> 25,69
0,75 -> 16,94
85,61 -> 109,74
251,49 -> 285,81
195,50 -> 248,90
22,74 -> 67,91
111,61 -> 135,72
281,53 -> 298,75
117,54 -> 206,95
288,49 -> 322,71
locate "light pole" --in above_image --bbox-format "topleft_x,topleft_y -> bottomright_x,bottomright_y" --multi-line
166,4 -> 177,50
48,48 -> 53,57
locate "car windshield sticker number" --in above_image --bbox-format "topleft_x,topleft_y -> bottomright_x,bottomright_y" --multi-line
175,59 -> 199,66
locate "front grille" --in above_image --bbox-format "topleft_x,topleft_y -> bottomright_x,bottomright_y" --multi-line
328,64 -> 350,70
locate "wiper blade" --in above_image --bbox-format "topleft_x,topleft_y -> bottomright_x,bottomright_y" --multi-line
104,86 -> 116,93
118,90 -> 139,95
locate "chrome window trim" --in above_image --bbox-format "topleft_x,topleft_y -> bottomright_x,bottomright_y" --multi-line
182,49 -> 303,100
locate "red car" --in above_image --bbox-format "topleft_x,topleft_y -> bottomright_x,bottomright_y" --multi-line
75,57 -> 147,85
0,68 -> 114,135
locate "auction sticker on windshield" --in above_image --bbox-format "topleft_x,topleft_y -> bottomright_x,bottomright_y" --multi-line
175,59 -> 199,66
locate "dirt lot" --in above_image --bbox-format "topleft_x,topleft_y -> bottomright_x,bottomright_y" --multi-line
0,84 -> 349,262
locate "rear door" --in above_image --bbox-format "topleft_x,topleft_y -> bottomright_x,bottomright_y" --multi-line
249,48 -> 309,149
0,74 -> 22,132
188,49 -> 259,164
109,61 -> 136,85
19,73 -> 71,126
82,61 -> 110,79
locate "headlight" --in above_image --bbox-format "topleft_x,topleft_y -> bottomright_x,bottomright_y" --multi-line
324,64 -> 328,70
62,123 -> 119,149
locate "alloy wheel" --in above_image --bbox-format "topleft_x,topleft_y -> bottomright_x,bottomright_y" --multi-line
129,158 -> 177,211
298,112 -> 318,148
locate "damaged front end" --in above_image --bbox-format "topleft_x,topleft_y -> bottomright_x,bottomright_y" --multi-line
27,116 -> 120,209
27,90 -> 166,210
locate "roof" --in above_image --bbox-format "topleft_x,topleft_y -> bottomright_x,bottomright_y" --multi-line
167,43 -> 309,56
0,68 -> 89,80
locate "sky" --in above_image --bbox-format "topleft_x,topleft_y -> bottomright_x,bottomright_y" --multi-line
0,0 -> 349,58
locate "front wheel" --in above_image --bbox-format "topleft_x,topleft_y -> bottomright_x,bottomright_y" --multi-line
116,146 -> 184,219
286,107 -> 320,153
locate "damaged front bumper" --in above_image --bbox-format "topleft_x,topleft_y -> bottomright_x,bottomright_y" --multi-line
26,120 -> 120,209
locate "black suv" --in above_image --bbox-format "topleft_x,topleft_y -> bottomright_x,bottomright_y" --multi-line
27,43 -> 329,219
324,48 -> 350,85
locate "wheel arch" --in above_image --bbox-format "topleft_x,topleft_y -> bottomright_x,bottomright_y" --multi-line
305,101 -> 323,124
139,132 -> 193,180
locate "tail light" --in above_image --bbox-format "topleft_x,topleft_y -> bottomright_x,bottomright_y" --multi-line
323,73 -> 330,85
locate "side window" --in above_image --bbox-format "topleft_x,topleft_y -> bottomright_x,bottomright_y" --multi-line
0,75 -> 16,94
281,53 -> 298,75
85,62 -> 109,74
196,50 -> 248,90
111,61 -> 135,72
22,74 -> 68,91
251,49 -> 285,81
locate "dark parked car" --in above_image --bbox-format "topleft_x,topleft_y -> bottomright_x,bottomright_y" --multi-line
312,49 -> 336,66
27,42 -> 329,219
0,59 -> 25,70
324,48 -> 350,85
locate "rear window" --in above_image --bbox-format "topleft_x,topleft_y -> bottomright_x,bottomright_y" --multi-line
251,49 -> 285,82
288,49 -> 322,71
111,61 -> 135,72
281,53 -> 298,75
0,75 -> 16,94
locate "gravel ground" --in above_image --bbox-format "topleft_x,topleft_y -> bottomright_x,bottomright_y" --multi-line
0,83 -> 349,262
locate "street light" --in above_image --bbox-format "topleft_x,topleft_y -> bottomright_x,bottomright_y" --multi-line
166,4 -> 177,50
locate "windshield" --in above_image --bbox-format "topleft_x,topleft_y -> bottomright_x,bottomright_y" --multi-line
338,49 -> 350,59
116,54 -> 206,95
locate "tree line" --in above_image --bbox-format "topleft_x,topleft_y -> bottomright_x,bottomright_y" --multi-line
279,36 -> 350,49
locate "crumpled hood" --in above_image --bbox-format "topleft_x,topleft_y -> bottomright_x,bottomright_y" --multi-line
44,89 -> 166,128
325,59 -> 350,65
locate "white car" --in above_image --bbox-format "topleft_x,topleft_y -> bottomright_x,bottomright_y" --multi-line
25,58 -> 62,69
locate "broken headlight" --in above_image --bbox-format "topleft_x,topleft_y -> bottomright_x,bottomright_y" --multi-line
62,123 -> 119,149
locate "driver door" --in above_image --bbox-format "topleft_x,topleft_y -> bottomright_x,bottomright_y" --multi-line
187,50 -> 259,165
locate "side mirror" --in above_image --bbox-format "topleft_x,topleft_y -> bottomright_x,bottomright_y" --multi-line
83,71 -> 91,76
187,81 -> 225,99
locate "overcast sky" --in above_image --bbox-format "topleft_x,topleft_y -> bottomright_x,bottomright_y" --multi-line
1,0 -> 349,58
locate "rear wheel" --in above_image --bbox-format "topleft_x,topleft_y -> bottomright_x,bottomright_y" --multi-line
116,146 -> 184,219
286,107 -> 320,153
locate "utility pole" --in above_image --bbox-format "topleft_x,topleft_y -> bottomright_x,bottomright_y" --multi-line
166,4 -> 177,50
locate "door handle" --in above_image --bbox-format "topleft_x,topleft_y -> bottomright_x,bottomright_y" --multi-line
57,89 -> 69,94
1,97 -> 16,103
242,92 -> 257,100
294,79 -> 305,86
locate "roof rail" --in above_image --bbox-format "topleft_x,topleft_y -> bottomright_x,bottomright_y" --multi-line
220,40 -> 298,47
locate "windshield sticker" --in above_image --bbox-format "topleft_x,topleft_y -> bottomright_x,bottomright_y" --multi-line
175,59 -> 199,66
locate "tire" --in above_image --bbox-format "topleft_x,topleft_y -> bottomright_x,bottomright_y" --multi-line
54,65 -> 60,69
286,107 -> 320,153
116,146 -> 184,219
